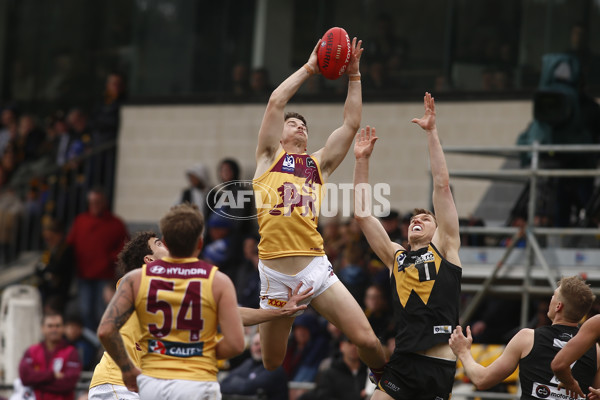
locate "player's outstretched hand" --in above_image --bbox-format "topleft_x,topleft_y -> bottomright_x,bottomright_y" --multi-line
346,37 -> 364,76
449,325 -> 472,357
280,283 -> 314,317
411,92 -> 437,132
122,366 -> 142,393
354,126 -> 378,159
306,39 -> 321,75
588,386 -> 600,400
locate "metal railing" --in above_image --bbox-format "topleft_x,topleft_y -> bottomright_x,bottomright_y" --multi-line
444,143 -> 600,326
0,140 -> 117,268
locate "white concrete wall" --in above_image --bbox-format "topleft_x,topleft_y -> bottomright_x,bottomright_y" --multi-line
114,99 -> 533,223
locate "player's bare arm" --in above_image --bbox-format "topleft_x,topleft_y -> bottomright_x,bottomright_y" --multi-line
314,37 -> 364,179
213,271 -> 245,360
97,269 -> 142,392
412,92 -> 460,265
238,283 -> 314,326
552,315 -> 600,397
353,126 -> 402,268
450,325 -> 531,390
255,40 -> 321,175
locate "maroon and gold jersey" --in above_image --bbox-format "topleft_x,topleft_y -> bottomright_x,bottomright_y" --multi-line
254,151 -> 325,259
135,257 -> 219,381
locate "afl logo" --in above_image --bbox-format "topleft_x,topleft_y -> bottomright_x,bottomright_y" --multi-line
149,265 -> 165,274
535,385 -> 550,398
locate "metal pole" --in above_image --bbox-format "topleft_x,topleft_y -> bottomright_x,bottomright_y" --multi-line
526,229 -> 558,290
522,141 -> 539,327
460,229 -> 523,324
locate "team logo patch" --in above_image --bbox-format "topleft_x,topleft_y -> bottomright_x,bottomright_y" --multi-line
532,382 -> 582,399
396,253 -> 406,272
433,325 -> 453,334
535,384 -> 550,399
148,339 -> 204,358
149,265 -> 165,274
306,158 -> 315,168
282,154 -> 295,172
267,298 -> 288,308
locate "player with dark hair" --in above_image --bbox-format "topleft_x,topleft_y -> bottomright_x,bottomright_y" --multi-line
353,93 -> 462,399
252,36 -> 387,379
92,227 -> 312,399
98,204 -> 243,399
452,276 -> 599,400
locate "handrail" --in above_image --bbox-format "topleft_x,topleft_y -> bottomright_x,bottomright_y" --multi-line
444,142 -> 600,327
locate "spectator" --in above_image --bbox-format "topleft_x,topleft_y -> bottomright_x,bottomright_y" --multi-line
18,312 -> 82,400
35,217 -> 75,314
363,284 -> 393,338
378,209 -> 404,244
90,72 -> 126,205
221,332 -> 289,400
64,312 -> 100,372
0,106 -> 18,156
282,312 -> 329,382
14,114 -> 45,164
301,335 -> 369,400
177,162 -> 211,217
235,235 -> 261,308
249,67 -> 273,98
229,63 -> 250,96
201,212 -> 235,276
67,187 -> 128,330
336,244 -> 369,307
207,158 -> 257,261
52,111 -> 80,168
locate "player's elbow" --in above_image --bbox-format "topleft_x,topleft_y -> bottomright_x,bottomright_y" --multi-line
218,336 -> 245,360
267,90 -> 287,108
551,357 -> 567,375
96,323 -> 114,344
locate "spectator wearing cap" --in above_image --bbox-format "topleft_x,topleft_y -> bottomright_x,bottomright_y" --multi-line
201,213 -> 237,279
177,162 -> 212,218
282,312 -> 329,382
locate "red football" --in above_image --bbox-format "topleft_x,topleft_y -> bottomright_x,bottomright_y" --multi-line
317,27 -> 351,80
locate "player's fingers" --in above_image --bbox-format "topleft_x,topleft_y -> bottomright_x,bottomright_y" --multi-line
293,282 -> 304,294
466,325 -> 472,339
300,286 -> 314,296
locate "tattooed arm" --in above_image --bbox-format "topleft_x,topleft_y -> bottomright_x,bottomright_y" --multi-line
97,269 -> 142,392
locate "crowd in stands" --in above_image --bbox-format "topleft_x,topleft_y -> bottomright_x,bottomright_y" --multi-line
0,72 -> 125,265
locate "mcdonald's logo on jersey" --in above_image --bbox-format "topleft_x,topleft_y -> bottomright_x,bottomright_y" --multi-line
295,157 -> 304,165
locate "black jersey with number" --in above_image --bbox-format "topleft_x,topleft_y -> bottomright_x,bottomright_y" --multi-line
391,243 -> 461,353
520,325 -> 597,400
